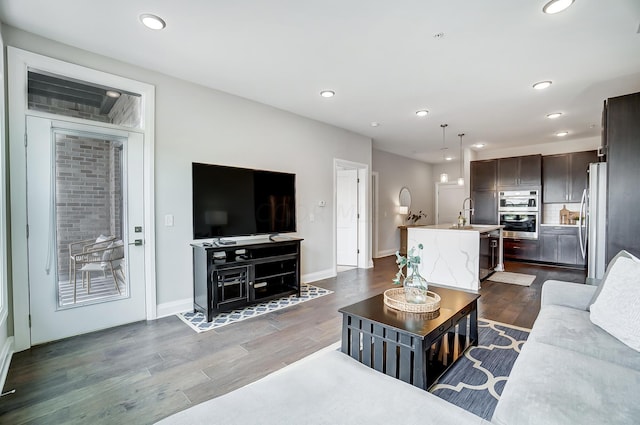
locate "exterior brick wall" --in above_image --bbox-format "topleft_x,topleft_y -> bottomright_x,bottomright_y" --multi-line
28,93 -> 141,128
29,94 -> 111,123
55,133 -> 123,279
109,94 -> 141,128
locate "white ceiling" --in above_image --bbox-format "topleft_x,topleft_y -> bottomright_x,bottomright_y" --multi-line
1,0 -> 639,163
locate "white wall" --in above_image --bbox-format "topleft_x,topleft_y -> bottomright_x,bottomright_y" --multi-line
1,25 -> 372,312
372,149 -> 433,257
474,136 -> 600,160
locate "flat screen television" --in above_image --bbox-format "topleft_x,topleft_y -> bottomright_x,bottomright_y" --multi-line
192,163 -> 296,239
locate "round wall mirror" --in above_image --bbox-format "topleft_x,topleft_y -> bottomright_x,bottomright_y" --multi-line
399,187 -> 412,209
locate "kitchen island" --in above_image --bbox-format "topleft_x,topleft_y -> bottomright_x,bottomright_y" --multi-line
407,224 -> 504,292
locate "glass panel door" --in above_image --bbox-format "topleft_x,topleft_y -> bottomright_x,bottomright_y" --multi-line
54,131 -> 128,307
26,116 -> 146,345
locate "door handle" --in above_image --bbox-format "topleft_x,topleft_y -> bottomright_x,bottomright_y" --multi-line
129,239 -> 143,246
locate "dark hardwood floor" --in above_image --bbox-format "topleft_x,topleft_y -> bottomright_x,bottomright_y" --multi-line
0,257 -> 586,424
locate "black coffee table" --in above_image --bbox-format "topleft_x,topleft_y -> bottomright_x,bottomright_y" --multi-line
339,286 -> 480,390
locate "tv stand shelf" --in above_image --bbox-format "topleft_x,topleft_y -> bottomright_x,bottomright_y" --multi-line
191,238 -> 302,322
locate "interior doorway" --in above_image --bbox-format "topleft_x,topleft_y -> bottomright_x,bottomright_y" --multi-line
336,167 -> 358,267
334,159 -> 370,273
436,183 -> 466,225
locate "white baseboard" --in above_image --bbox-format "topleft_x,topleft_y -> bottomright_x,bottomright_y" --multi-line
376,248 -> 397,258
156,298 -> 192,318
0,336 -> 14,393
302,268 -> 336,284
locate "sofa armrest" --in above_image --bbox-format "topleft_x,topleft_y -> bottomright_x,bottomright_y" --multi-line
541,280 -> 596,311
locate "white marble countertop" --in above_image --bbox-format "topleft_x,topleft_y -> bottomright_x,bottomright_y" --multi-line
417,224 -> 504,233
540,223 -> 578,227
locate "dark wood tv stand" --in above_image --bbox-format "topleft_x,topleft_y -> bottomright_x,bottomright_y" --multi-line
191,237 -> 302,322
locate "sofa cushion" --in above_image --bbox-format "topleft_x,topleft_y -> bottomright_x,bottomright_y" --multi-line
590,255 -> 640,352
588,249 -> 640,310
492,340 -> 640,425
541,280 -> 596,310
531,305 -> 640,371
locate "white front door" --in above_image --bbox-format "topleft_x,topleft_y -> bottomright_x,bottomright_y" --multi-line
336,168 -> 358,266
26,116 -> 146,345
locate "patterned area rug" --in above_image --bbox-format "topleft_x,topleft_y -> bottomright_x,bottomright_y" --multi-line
430,319 -> 530,420
177,283 -> 333,333
487,271 -> 536,287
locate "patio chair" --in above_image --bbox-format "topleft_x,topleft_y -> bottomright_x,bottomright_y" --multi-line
70,239 -> 125,303
68,235 -> 115,283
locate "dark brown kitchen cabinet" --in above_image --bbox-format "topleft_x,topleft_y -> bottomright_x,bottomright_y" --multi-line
470,160 -> 498,225
569,151 -> 597,201
539,226 -> 585,267
503,239 -> 539,262
605,91 -> 640,264
471,190 -> 498,225
542,151 -> 597,203
471,159 -> 497,191
498,155 -> 541,188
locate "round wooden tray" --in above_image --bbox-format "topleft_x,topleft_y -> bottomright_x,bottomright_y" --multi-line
383,288 -> 441,313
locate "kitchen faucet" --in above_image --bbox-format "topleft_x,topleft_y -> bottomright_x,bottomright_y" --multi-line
462,197 -> 475,224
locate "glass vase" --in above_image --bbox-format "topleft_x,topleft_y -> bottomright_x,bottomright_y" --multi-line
403,264 -> 429,304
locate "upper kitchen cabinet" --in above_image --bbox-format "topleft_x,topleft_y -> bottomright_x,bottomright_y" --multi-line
542,151 -> 597,203
498,155 -> 541,188
471,190 -> 498,225
470,159 -> 498,225
470,159 -> 497,191
605,92 -> 640,264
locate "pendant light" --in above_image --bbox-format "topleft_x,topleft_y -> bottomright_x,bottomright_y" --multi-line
457,133 -> 465,186
440,124 -> 449,183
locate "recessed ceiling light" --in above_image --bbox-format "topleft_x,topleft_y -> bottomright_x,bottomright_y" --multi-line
533,81 -> 553,90
140,14 -> 166,30
415,110 -> 429,117
556,131 -> 569,137
320,90 -> 335,98
543,0 -> 575,14
106,90 -> 121,98
473,143 -> 486,148
445,156 -> 453,161
546,112 -> 563,119
371,122 -> 379,127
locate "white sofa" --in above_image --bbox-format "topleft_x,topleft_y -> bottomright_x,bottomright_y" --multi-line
493,279 -> 640,424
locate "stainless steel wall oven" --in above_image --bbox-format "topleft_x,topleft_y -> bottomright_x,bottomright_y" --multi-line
498,189 -> 539,239
498,190 -> 539,211
499,211 -> 538,240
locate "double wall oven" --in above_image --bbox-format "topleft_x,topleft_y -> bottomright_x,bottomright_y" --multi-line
498,190 -> 539,240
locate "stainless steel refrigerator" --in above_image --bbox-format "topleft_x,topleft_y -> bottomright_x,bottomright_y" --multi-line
579,162 -> 607,285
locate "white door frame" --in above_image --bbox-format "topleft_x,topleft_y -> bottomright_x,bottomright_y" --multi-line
333,159 -> 372,273
8,47 -> 157,351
